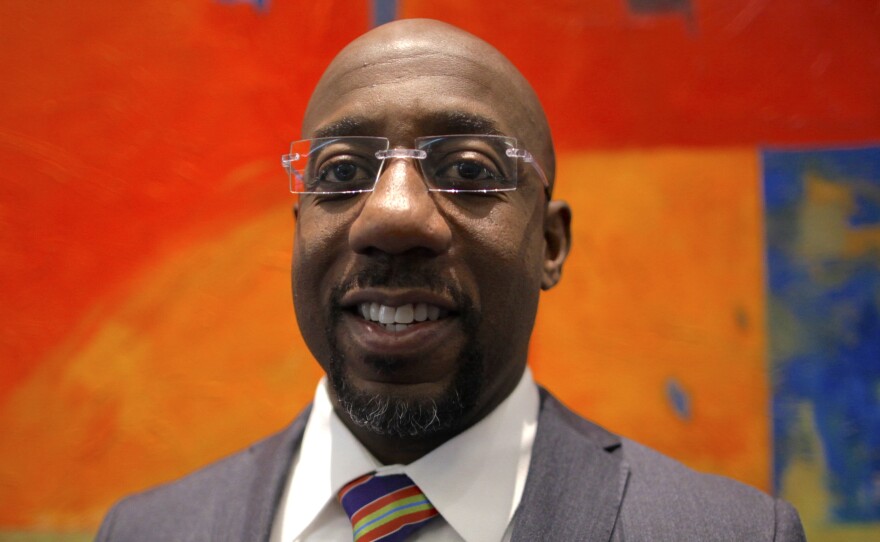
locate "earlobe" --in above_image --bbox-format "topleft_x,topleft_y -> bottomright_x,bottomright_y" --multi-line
541,200 -> 572,290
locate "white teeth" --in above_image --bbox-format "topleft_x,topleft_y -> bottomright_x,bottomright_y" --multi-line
378,305 -> 396,324
414,303 -> 428,322
356,302 -> 446,328
395,305 -> 414,324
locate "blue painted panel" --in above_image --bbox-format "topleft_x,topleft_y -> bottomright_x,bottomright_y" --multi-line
764,147 -> 880,522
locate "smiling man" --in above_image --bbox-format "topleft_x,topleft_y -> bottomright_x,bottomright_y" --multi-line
97,19 -> 805,542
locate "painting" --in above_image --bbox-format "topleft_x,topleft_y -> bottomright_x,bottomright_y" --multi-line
1,1 -> 878,539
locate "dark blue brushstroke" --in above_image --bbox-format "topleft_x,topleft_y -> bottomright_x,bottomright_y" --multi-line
764,146 -> 880,521
216,0 -> 269,11
627,0 -> 691,13
665,378 -> 691,420
372,0 -> 397,27
853,188 -> 880,227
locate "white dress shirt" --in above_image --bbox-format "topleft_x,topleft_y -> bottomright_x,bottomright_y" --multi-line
269,368 -> 539,542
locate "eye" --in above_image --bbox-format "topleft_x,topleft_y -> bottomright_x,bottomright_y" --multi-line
452,161 -> 495,180
433,152 -> 503,185
416,135 -> 518,193
311,155 -> 376,191
319,161 -> 360,182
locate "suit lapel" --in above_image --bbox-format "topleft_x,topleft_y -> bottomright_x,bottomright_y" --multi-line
217,405 -> 312,542
511,390 -> 629,542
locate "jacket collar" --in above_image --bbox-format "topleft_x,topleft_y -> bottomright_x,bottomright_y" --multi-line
224,406 -> 312,542
511,388 -> 629,541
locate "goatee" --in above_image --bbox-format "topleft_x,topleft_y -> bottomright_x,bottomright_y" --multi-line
325,262 -> 485,439
327,346 -> 483,438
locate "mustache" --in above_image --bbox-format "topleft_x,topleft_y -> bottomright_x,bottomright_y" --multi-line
333,264 -> 455,300
330,261 -> 473,318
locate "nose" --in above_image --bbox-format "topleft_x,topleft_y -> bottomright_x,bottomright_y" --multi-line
348,158 -> 452,256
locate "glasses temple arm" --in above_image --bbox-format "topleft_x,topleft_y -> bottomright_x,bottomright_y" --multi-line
508,148 -> 552,201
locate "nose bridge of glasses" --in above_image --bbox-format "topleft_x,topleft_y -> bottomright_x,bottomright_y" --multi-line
372,147 -> 432,192
373,147 -> 431,192
375,148 -> 428,160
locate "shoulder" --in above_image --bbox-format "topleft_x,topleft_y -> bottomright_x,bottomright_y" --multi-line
96,409 -> 309,542
534,390 -> 805,541
617,437 -> 804,541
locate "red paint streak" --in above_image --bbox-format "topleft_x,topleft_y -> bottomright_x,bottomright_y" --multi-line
0,0 -> 368,396
403,0 -> 880,148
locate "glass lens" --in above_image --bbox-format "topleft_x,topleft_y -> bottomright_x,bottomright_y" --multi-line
288,137 -> 389,194
416,135 -> 518,192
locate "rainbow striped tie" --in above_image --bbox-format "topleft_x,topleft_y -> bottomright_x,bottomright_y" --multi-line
338,472 -> 439,542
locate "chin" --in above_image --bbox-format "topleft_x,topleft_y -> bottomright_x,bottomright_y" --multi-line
327,349 -> 484,439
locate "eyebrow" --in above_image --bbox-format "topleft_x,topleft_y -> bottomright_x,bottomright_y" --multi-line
311,111 -> 505,139
313,116 -> 379,139
428,111 -> 504,136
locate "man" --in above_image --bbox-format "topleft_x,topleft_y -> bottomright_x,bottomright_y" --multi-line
97,19 -> 806,541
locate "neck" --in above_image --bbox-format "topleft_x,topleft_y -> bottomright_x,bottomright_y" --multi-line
346,427 -> 452,465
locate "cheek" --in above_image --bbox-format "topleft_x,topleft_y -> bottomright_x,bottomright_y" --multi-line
455,206 -> 544,378
293,207 -> 354,280
464,205 -> 545,286
456,204 -> 545,331
292,208 -> 353,329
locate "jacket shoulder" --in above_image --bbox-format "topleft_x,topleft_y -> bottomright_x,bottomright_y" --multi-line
531,390 -> 805,541
96,410 -> 309,542
616,437 -> 805,541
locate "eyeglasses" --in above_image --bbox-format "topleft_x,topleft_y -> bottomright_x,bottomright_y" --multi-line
281,135 -> 550,199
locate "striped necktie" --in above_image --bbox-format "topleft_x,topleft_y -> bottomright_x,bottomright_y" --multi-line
338,472 -> 439,542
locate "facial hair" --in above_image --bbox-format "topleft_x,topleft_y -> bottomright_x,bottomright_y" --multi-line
325,262 -> 485,439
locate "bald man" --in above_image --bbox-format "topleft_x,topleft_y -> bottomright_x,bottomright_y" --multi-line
97,20 -> 806,542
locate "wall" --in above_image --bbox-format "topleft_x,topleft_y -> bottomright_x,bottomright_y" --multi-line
1,1 -> 878,539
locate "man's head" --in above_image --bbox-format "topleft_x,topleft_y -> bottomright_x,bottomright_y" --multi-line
291,19 -> 571,460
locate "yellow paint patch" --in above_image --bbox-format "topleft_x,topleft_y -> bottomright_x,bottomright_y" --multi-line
798,171 -> 880,261
533,148 -> 770,490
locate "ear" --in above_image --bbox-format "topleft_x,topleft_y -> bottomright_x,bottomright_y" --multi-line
541,200 -> 572,290
293,202 -> 300,221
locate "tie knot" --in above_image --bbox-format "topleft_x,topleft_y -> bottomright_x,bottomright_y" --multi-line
338,472 -> 438,542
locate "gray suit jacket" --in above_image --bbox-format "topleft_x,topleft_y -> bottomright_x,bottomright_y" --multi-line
96,389 -> 806,541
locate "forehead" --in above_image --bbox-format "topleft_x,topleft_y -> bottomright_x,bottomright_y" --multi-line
303,47 -> 530,142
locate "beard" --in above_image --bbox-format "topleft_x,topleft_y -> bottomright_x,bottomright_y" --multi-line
327,342 -> 484,438
325,262 -> 485,439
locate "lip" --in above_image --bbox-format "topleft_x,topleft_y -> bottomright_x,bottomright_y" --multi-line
339,288 -> 457,312
338,308 -> 460,359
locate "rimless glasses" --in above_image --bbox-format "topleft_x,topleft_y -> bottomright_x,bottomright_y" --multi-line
282,135 -> 550,200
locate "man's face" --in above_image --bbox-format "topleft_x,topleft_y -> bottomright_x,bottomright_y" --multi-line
292,32 -> 560,440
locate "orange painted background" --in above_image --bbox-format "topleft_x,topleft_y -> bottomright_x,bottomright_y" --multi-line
2,1 -> 879,539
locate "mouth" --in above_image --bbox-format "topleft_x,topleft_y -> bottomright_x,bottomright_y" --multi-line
334,288 -> 468,380
355,301 -> 450,332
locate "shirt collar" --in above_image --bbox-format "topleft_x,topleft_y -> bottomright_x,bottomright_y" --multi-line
284,368 -> 538,542
280,378 -> 381,540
